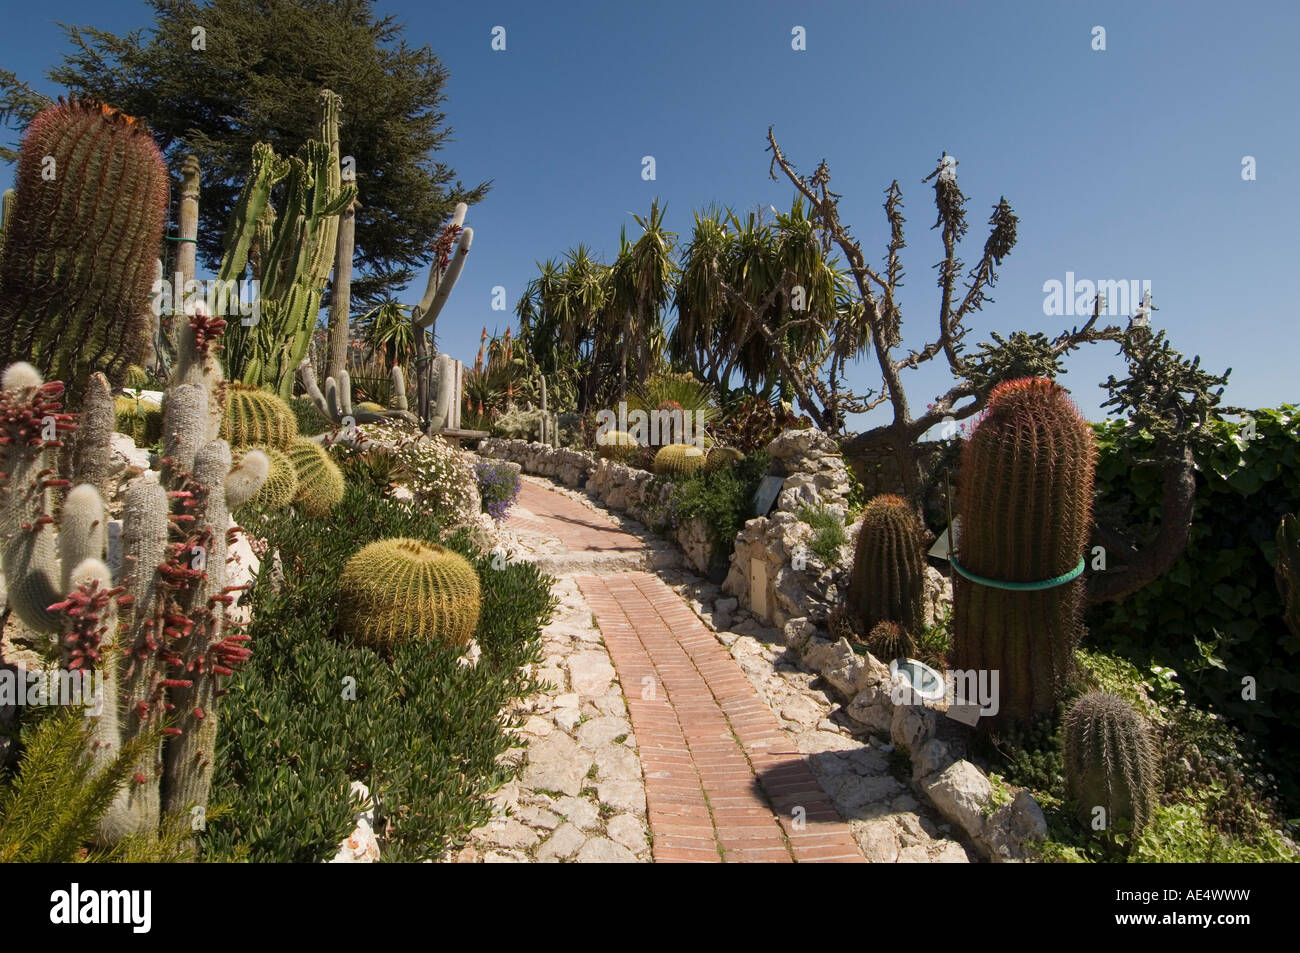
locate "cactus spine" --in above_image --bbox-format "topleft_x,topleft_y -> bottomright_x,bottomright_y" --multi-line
849,494 -> 928,636
1063,691 -> 1159,835
951,377 -> 1096,725
653,443 -> 706,477
338,538 -> 481,653
221,382 -> 299,449
0,100 -> 169,405
0,306 -> 265,846
287,436 -> 345,516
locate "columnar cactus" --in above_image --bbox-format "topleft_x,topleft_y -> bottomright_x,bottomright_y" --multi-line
653,443 -> 706,478
1063,691 -> 1159,835
220,382 -> 299,449
220,90 -> 357,399
849,494 -> 928,636
296,360 -> 416,431
951,377 -> 1096,725
338,538 -> 481,653
0,100 -> 169,406
287,436 -> 345,516
0,307 -> 266,846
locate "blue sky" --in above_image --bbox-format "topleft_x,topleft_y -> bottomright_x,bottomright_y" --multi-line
3,0 -> 1298,428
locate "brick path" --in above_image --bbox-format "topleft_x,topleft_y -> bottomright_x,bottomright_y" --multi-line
509,480 -> 643,554
508,480 -> 864,863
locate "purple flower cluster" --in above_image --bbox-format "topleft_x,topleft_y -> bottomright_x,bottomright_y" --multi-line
474,459 -> 521,521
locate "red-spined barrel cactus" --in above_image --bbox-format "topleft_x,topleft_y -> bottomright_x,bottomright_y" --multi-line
0,100 -> 168,405
849,494 -> 929,636
1063,691 -> 1158,835
951,377 -> 1096,724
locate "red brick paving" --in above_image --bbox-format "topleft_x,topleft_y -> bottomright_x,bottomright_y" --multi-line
577,573 -> 864,863
513,478 -> 864,862
508,480 -> 643,553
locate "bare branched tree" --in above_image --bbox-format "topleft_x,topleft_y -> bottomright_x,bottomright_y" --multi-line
766,127 -> 1129,495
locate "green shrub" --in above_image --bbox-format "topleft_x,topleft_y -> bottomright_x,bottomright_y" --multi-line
202,483 -> 554,862
1087,406 -> 1300,813
668,451 -> 769,557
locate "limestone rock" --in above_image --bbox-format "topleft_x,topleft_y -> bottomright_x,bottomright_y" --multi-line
921,760 -> 992,843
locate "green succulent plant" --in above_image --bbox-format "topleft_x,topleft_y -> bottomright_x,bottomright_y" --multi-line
114,397 -> 163,448
703,445 -> 744,474
653,442 -> 706,478
240,444 -> 298,511
1063,691 -> 1159,836
287,437 -> 345,516
0,100 -> 168,407
849,494 -> 928,636
221,383 -> 299,450
952,377 -> 1096,725
337,537 -> 482,652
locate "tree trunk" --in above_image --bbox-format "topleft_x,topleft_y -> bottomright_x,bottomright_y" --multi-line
328,195 -> 359,384
1087,447 -> 1199,605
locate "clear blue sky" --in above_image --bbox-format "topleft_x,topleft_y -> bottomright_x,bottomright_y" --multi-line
3,0 -> 1297,428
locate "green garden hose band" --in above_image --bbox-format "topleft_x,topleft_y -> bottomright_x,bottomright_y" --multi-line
950,555 -> 1085,591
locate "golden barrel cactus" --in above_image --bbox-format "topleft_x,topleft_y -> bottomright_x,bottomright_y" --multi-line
338,538 -> 482,652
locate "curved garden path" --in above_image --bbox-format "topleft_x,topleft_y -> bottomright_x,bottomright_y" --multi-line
448,476 -> 970,863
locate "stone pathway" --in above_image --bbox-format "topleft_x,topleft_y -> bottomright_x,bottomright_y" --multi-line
451,475 -> 971,863
578,572 -> 862,862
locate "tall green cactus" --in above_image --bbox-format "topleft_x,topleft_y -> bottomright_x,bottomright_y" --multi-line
0,308 -> 266,846
1063,691 -> 1159,836
221,90 -> 356,399
849,494 -> 928,636
0,100 -> 169,406
951,377 -> 1096,725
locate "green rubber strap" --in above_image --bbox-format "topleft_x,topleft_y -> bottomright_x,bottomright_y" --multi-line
165,235 -> 198,243
950,555 -> 1086,591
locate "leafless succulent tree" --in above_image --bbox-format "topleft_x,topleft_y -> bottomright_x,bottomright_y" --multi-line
766,127 -> 1129,496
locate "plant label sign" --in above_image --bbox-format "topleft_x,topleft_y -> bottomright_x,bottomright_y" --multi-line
753,475 -> 785,517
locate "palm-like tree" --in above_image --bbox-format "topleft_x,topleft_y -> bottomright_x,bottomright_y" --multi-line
608,200 -> 676,399
672,200 -> 845,406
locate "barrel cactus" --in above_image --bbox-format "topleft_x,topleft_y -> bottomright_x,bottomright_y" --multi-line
239,444 -> 298,511
952,377 -> 1096,725
114,397 -> 164,448
0,100 -> 168,406
653,443 -> 706,478
704,445 -> 744,474
1063,691 -> 1159,835
596,429 -> 638,462
221,382 -> 299,450
849,494 -> 928,635
287,436 -> 345,516
338,538 -> 481,652
866,620 -> 918,663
